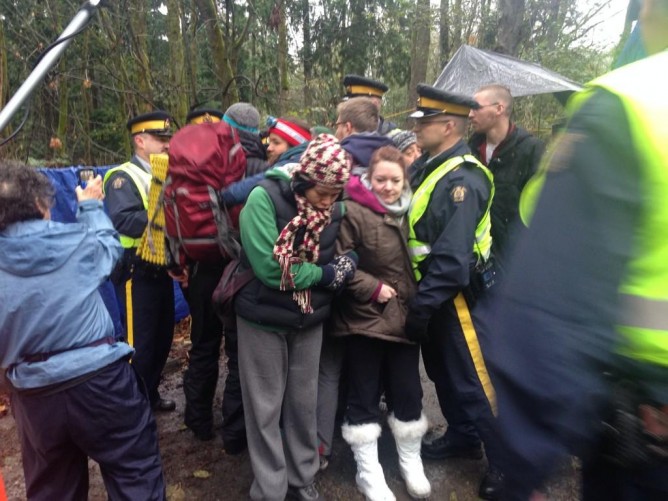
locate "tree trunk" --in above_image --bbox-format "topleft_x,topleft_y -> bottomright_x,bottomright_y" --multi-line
278,3 -> 289,114
497,0 -> 525,55
345,0 -> 367,75
182,1 -> 199,107
302,0 -> 312,109
0,18 -> 8,111
453,0 -> 462,47
126,0 -> 154,112
439,0 -> 450,67
407,0 -> 431,109
166,0 -> 188,123
194,0 -> 238,107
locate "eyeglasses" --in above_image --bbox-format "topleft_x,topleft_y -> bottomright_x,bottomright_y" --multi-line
474,102 -> 500,110
333,121 -> 348,128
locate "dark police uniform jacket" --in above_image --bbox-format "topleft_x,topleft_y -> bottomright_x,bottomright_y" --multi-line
409,140 -> 493,323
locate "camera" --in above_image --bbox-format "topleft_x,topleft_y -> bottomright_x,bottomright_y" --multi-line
78,168 -> 95,188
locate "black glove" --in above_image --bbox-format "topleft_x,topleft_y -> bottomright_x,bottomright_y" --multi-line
405,309 -> 430,344
317,251 -> 358,291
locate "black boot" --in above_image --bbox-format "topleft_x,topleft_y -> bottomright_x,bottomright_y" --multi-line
478,468 -> 504,500
421,434 -> 483,460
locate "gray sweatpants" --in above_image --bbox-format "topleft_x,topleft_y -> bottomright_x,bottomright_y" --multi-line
316,333 -> 344,456
237,317 -> 322,501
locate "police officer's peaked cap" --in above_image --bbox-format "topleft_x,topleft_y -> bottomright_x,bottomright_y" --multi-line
410,84 -> 480,119
186,108 -> 224,125
127,110 -> 175,136
343,74 -> 389,99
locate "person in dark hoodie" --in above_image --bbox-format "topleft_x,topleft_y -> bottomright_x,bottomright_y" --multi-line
223,102 -> 268,176
0,162 -> 165,500
468,84 -> 544,268
334,97 -> 394,175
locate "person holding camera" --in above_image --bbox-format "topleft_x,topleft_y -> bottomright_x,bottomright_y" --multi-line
405,85 -> 503,500
0,162 -> 165,500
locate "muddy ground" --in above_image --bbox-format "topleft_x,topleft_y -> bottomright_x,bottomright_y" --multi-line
1,319 -> 579,500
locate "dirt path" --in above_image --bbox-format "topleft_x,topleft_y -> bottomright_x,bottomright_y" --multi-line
0,324 -> 579,500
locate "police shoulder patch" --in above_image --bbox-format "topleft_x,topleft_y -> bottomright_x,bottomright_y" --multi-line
450,185 -> 467,203
112,177 -> 126,189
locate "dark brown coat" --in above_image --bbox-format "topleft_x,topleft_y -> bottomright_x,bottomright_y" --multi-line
330,200 -> 417,343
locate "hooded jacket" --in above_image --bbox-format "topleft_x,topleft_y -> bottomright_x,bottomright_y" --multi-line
239,129 -> 268,177
330,175 -> 416,343
0,200 -> 132,390
340,133 -> 394,173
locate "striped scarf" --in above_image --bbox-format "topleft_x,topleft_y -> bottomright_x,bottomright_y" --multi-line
273,193 -> 332,314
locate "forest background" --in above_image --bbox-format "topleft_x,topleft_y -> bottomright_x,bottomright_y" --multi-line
0,0 -> 632,166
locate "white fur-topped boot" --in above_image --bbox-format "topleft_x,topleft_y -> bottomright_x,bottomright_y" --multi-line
388,413 -> 431,499
341,422 -> 396,501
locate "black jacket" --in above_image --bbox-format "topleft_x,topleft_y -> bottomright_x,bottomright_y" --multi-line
235,177 -> 343,329
239,130 -> 268,177
469,125 -> 544,263
409,140 -> 493,321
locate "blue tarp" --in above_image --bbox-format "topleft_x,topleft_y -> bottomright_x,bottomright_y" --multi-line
38,166 -> 190,336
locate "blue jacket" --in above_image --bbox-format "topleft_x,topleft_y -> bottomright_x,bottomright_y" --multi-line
221,142 -> 310,206
340,132 -> 393,171
0,200 -> 133,389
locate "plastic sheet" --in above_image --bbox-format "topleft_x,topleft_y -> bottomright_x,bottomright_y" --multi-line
434,45 -> 582,103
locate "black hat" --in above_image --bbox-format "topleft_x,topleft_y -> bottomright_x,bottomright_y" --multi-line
409,84 -> 480,119
127,110 -> 174,136
186,108 -> 224,125
343,74 -> 389,99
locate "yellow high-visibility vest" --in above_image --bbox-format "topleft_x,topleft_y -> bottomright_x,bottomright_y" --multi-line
520,51 -> 668,367
103,162 -> 151,249
408,154 -> 494,281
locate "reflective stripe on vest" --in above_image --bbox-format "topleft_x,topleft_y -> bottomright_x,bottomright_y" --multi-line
521,51 -> 668,367
103,162 -> 151,248
408,154 -> 494,281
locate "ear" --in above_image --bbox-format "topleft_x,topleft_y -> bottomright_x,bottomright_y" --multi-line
345,122 -> 353,137
35,198 -> 51,220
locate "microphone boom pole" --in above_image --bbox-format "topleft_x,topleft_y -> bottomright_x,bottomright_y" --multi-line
0,0 -> 104,134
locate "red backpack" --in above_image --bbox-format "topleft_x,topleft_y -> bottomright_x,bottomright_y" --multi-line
164,121 -> 247,267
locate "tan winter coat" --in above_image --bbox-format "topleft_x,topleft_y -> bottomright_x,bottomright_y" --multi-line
330,200 -> 417,343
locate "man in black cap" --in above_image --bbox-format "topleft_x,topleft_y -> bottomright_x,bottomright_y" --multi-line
404,84 -> 503,499
103,110 -> 177,413
343,74 -> 397,135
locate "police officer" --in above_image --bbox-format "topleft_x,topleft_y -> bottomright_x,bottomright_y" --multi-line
488,0 -> 668,498
405,84 -> 503,499
343,74 -> 397,135
104,110 -> 177,412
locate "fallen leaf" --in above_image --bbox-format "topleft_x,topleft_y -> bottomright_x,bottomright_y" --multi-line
193,470 -> 210,479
